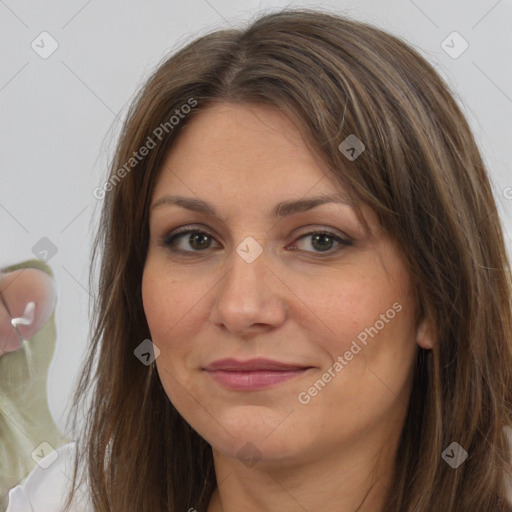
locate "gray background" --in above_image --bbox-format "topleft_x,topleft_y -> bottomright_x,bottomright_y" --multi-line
1,0 -> 511,436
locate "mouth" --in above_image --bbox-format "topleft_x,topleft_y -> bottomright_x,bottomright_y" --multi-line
202,358 -> 314,391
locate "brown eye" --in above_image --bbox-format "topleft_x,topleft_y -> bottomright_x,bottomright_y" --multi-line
162,229 -> 220,254
160,227 -> 352,257
289,231 -> 352,255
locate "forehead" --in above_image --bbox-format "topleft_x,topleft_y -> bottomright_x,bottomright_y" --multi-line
153,103 -> 347,202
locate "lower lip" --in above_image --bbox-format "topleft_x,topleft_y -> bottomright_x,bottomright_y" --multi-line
205,369 -> 310,390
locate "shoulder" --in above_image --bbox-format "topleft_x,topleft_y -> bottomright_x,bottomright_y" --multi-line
6,442 -> 92,512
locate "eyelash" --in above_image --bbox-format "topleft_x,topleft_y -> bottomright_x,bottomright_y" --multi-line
159,226 -> 353,257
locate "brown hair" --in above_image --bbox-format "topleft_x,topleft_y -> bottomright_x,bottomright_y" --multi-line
67,8 -> 512,511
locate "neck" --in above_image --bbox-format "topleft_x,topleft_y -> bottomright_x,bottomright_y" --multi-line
206,431 -> 398,512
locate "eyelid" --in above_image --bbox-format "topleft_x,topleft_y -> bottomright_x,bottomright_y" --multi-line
158,224 -> 353,256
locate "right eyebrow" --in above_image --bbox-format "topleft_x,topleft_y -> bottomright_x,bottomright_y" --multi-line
150,193 -> 354,218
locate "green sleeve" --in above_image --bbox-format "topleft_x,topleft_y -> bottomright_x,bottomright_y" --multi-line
0,259 -> 70,509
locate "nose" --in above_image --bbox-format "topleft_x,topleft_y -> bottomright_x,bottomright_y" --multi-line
209,243 -> 288,337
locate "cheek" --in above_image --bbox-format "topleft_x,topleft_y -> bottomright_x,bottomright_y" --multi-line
302,267 -> 408,350
302,262 -> 417,404
142,274 -> 173,336
141,262 -> 211,358
142,264 -> 217,426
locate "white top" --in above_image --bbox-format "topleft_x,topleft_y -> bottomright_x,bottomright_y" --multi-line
7,433 -> 512,511
6,442 -> 91,512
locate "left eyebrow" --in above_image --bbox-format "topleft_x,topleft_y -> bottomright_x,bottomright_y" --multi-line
150,193 -> 354,218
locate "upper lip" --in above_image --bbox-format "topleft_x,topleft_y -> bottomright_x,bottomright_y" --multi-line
203,358 -> 312,371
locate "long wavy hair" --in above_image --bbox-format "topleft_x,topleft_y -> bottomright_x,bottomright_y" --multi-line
66,8 -> 512,512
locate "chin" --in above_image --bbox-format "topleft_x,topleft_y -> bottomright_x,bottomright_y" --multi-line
189,405 -> 309,466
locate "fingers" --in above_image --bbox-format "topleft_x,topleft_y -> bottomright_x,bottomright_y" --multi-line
0,268 -> 57,355
0,289 -> 21,354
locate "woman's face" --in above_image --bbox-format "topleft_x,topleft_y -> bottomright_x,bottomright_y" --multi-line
142,103 -> 432,468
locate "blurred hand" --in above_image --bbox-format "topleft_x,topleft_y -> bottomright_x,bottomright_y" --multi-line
0,268 -> 56,357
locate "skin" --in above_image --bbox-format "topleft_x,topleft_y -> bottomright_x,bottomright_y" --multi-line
0,268 -> 56,356
142,103 -> 434,512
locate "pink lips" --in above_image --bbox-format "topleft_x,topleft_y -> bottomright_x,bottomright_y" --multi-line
203,358 -> 312,391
